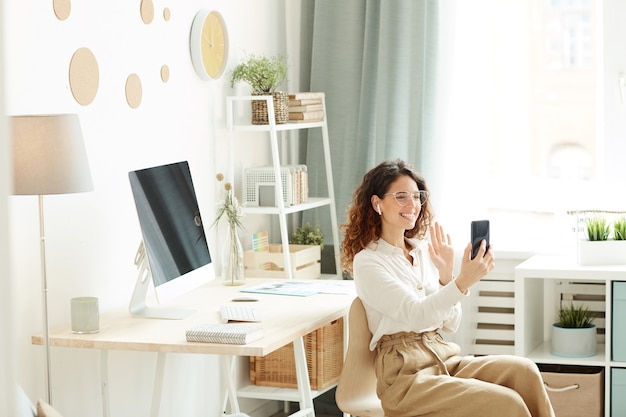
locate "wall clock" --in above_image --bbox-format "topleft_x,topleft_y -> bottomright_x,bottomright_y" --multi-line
190,10 -> 228,80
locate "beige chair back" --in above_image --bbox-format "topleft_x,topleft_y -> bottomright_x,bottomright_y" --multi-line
335,297 -> 385,417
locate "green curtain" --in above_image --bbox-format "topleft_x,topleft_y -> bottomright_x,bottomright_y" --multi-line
298,0 -> 442,256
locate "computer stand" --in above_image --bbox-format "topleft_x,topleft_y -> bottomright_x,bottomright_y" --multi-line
128,241 -> 195,320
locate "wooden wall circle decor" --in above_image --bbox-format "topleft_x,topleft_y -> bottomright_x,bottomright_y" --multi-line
53,0 -> 71,21
140,0 -> 154,24
125,73 -> 143,109
69,47 -> 100,106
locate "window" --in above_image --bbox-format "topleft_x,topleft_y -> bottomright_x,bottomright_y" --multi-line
439,0 -> 614,253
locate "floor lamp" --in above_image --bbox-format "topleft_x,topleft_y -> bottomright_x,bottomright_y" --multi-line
11,114 -> 93,404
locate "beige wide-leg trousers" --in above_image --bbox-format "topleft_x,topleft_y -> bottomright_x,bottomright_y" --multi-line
375,331 -> 556,417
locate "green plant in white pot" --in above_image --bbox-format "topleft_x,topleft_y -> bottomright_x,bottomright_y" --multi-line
551,302 -> 597,357
577,213 -> 626,265
230,53 -> 289,124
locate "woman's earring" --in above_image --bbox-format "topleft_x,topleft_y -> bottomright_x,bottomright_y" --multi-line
377,205 -> 381,216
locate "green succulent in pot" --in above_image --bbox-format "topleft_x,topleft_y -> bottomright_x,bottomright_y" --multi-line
551,301 -> 597,357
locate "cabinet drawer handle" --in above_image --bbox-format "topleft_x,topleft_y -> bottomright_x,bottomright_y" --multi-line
544,382 -> 579,392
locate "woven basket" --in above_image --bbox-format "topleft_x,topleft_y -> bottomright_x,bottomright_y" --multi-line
539,364 -> 604,417
251,91 -> 289,125
250,317 -> 343,389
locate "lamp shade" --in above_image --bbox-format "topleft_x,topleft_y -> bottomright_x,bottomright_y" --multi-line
11,114 -> 93,195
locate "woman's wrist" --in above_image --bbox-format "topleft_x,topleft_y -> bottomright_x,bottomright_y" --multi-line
439,273 -> 455,286
453,275 -> 469,294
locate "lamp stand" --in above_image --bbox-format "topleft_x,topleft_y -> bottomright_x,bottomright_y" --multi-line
11,114 -> 94,406
38,195 -> 52,404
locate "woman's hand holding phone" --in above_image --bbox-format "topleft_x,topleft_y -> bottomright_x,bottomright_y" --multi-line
454,221 -> 495,293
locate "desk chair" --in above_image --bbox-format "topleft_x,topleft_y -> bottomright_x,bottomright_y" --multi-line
335,297 -> 385,417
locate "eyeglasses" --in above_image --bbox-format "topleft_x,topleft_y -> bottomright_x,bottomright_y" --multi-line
383,190 -> 429,207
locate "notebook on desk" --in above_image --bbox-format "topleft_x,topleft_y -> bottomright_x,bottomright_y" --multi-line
186,323 -> 263,344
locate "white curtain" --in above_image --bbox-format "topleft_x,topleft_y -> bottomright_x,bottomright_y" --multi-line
298,0 -> 447,264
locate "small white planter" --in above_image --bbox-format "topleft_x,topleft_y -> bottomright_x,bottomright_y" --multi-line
577,239 -> 626,266
551,324 -> 597,358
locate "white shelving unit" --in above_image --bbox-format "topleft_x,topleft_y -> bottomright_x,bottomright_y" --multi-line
226,94 -> 341,279
515,254 -> 626,416
225,95 -> 342,411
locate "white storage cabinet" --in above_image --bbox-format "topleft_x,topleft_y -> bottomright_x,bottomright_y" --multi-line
515,255 -> 626,416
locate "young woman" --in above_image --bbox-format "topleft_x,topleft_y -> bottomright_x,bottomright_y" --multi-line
340,160 -> 555,417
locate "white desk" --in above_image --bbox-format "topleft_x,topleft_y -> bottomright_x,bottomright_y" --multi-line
32,279 -> 355,417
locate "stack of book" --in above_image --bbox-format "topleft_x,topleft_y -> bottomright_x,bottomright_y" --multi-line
244,165 -> 308,207
288,92 -> 325,122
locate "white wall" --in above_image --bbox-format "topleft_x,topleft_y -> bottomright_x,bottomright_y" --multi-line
1,0 -> 18,414
4,1 -> 294,416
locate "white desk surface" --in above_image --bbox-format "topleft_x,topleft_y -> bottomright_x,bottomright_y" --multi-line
33,278 -> 356,357
515,254 -> 626,279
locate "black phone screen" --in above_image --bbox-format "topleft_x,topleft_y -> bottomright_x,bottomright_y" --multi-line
471,220 -> 490,259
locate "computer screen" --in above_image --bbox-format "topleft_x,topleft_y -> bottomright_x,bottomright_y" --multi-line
128,161 -> 214,319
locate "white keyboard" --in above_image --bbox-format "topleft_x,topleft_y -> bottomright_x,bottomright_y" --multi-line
220,305 -> 260,323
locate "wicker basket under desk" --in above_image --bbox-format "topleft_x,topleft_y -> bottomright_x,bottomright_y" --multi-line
250,317 -> 343,390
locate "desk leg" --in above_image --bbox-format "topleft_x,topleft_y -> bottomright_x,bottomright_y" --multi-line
293,336 -> 315,417
220,355 -> 240,414
151,352 -> 166,417
98,350 -> 164,417
100,350 -> 110,417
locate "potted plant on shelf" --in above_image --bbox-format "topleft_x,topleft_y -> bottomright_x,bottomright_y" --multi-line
230,53 -> 289,125
290,223 -> 324,251
576,212 -> 626,265
288,223 -> 324,277
551,302 -> 597,357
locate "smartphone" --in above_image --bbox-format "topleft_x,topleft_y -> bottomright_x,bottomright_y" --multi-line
471,220 -> 490,259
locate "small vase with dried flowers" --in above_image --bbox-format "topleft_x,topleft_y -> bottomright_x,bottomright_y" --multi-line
213,173 -> 246,286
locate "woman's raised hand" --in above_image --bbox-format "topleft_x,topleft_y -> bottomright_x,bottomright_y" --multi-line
428,222 -> 455,284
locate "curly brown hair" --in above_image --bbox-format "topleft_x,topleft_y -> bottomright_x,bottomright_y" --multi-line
339,159 -> 433,274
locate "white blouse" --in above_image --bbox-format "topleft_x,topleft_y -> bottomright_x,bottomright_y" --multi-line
353,238 -> 467,350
